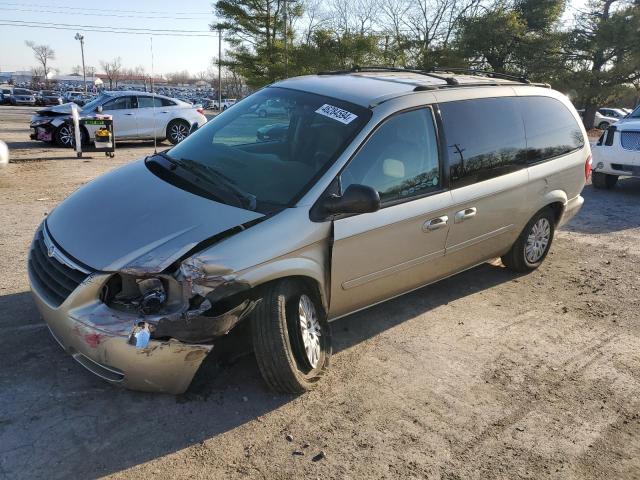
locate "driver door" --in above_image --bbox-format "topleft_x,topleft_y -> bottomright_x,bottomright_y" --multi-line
102,95 -> 138,139
329,107 -> 453,319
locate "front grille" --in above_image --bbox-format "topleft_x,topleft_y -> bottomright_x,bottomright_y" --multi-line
28,226 -> 90,307
620,131 -> 640,151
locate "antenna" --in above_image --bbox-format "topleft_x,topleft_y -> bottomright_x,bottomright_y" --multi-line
151,35 -> 157,154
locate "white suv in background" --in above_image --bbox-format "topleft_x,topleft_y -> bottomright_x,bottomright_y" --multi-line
592,106 -> 640,189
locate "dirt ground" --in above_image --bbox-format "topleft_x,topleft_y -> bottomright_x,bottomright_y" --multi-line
1,105 -> 639,480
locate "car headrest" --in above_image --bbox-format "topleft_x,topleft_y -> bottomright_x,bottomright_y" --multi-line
383,158 -> 405,179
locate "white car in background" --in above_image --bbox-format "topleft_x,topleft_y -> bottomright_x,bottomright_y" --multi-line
599,108 -> 628,121
577,109 -> 620,130
30,91 -> 207,147
591,107 -> 640,189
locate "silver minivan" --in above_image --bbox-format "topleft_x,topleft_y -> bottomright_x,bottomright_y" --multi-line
28,69 -> 590,394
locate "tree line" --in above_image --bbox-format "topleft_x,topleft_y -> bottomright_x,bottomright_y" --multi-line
213,0 -> 640,129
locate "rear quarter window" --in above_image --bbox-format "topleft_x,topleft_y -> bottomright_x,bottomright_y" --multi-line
518,96 -> 585,164
439,97 -> 527,189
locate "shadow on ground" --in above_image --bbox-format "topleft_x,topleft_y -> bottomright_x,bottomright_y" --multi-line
0,262 -> 515,479
565,179 -> 640,234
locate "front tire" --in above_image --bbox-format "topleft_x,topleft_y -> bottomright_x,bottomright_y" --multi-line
502,208 -> 555,273
592,171 -> 618,189
166,119 -> 190,145
251,279 -> 331,393
54,124 -> 74,147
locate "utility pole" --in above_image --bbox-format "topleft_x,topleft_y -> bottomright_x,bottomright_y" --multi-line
218,27 -> 222,113
74,33 -> 86,94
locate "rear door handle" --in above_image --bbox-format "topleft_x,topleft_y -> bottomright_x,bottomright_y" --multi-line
454,207 -> 477,223
423,215 -> 449,232
124,112 -> 134,116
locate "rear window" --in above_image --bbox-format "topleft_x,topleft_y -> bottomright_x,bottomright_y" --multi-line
439,97 -> 527,189
519,96 -> 584,163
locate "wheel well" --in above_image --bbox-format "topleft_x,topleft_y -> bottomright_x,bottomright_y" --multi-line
255,275 -> 326,314
547,202 -> 564,226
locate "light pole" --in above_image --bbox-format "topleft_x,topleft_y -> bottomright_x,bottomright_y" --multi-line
218,27 -> 222,113
74,33 -> 86,94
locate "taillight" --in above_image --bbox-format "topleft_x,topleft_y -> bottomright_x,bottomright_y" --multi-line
196,108 -> 204,115
585,153 -> 592,181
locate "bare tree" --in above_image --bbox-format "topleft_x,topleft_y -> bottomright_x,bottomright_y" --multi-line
25,41 -> 55,85
100,57 -> 122,89
71,65 -> 81,75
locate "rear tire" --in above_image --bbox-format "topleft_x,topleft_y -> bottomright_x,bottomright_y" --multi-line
502,208 -> 555,273
166,119 -> 190,145
251,279 -> 331,394
592,171 -> 618,189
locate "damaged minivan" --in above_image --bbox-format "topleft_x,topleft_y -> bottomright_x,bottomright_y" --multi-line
28,68 -> 590,394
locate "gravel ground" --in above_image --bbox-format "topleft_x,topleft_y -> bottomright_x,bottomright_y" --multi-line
1,105 -> 639,480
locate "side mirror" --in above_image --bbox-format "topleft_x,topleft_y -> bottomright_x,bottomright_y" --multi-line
96,105 -> 103,113
321,184 -> 380,216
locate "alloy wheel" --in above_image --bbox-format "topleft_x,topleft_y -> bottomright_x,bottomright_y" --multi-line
170,122 -> 188,143
298,294 -> 322,369
525,218 -> 551,263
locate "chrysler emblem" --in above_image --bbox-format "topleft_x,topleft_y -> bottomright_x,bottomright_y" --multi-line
47,245 -> 55,258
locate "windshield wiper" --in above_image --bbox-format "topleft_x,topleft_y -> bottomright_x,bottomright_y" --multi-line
174,157 -> 257,211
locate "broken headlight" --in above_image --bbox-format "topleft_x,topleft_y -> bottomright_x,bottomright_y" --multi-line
101,273 -> 181,315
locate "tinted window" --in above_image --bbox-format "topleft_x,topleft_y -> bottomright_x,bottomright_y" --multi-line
103,96 -> 133,110
519,96 -> 584,163
161,98 -> 175,107
341,108 -> 440,204
440,97 -> 526,188
137,96 -> 163,108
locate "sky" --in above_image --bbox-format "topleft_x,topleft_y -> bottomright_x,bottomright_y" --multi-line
0,0 -> 221,76
0,0 -> 588,77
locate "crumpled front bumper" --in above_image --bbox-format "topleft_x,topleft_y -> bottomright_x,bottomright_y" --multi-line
29,271 -> 213,395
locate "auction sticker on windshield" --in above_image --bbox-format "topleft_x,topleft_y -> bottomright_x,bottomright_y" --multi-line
315,104 -> 358,125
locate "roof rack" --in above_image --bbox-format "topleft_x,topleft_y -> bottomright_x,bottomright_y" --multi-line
318,65 -> 460,86
430,67 -> 530,84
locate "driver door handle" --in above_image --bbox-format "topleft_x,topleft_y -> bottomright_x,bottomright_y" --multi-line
454,207 -> 477,223
423,215 -> 449,232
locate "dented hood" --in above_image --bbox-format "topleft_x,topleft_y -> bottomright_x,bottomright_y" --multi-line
34,102 -> 75,117
46,160 -> 264,272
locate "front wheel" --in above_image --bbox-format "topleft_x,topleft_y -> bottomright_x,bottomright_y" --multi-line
598,122 -> 610,130
592,171 -> 618,189
251,279 -> 331,393
502,208 -> 555,273
166,119 -> 190,145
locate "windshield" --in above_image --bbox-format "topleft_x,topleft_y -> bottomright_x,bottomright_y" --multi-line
81,93 -> 110,112
629,105 -> 640,119
159,86 -> 371,213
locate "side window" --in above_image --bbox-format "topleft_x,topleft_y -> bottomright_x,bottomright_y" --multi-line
439,97 -> 527,189
137,96 -> 163,108
161,98 -> 176,107
341,108 -> 440,204
518,97 -> 585,164
103,96 -> 133,111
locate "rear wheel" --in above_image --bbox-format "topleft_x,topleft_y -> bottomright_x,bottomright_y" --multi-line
592,171 -> 618,189
166,119 -> 190,145
502,208 -> 555,273
251,279 -> 331,393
